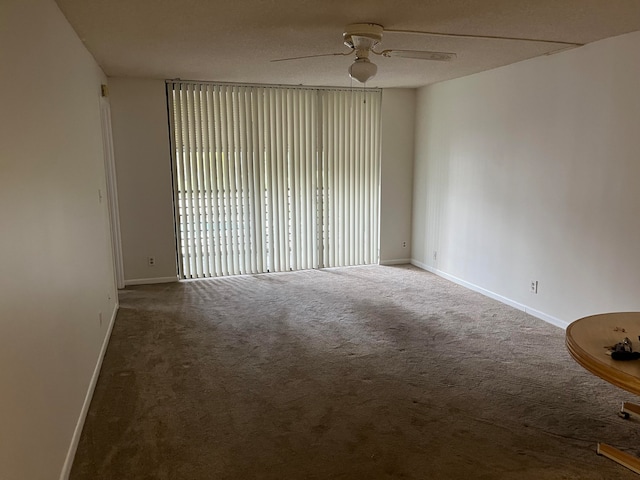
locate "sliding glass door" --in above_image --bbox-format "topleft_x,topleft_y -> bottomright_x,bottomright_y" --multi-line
167,82 -> 381,278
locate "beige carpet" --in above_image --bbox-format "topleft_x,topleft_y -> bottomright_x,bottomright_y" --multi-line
71,265 -> 640,479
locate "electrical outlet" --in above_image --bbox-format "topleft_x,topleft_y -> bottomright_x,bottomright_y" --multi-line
148,256 -> 156,266
402,241 -> 407,248
433,251 -> 437,261
530,280 -> 538,294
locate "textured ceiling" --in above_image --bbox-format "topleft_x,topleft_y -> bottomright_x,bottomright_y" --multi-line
55,0 -> 640,88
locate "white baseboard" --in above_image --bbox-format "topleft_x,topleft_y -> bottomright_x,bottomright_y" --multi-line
380,258 -> 412,266
523,306 -> 568,330
59,303 -> 118,480
410,259 -> 568,330
410,259 -> 430,271
124,276 -> 179,286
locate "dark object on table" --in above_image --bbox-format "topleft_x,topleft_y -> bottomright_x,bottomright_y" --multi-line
611,350 -> 640,361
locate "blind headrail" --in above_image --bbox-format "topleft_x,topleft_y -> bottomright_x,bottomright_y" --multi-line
166,79 -> 381,94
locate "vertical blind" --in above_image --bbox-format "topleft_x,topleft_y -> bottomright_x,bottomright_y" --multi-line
167,82 -> 381,278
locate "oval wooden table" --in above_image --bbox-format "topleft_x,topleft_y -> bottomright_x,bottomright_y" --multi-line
566,312 -> 640,474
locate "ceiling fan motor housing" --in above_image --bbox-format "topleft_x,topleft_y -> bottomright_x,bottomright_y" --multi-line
343,23 -> 384,53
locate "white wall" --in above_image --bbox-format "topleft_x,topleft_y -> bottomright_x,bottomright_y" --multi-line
412,31 -> 640,327
0,0 -> 118,478
108,78 -> 177,284
379,89 -> 416,264
109,83 -> 416,278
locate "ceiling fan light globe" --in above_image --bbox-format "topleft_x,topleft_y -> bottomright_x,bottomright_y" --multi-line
349,59 -> 377,83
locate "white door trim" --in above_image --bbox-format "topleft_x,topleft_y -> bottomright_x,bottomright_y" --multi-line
100,95 -> 125,289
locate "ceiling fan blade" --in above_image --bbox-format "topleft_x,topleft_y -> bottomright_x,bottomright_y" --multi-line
384,28 -> 583,47
379,49 -> 456,61
271,51 -> 352,63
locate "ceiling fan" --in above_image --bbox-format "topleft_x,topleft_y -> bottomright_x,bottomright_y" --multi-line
272,23 -> 457,84
272,23 -> 583,84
